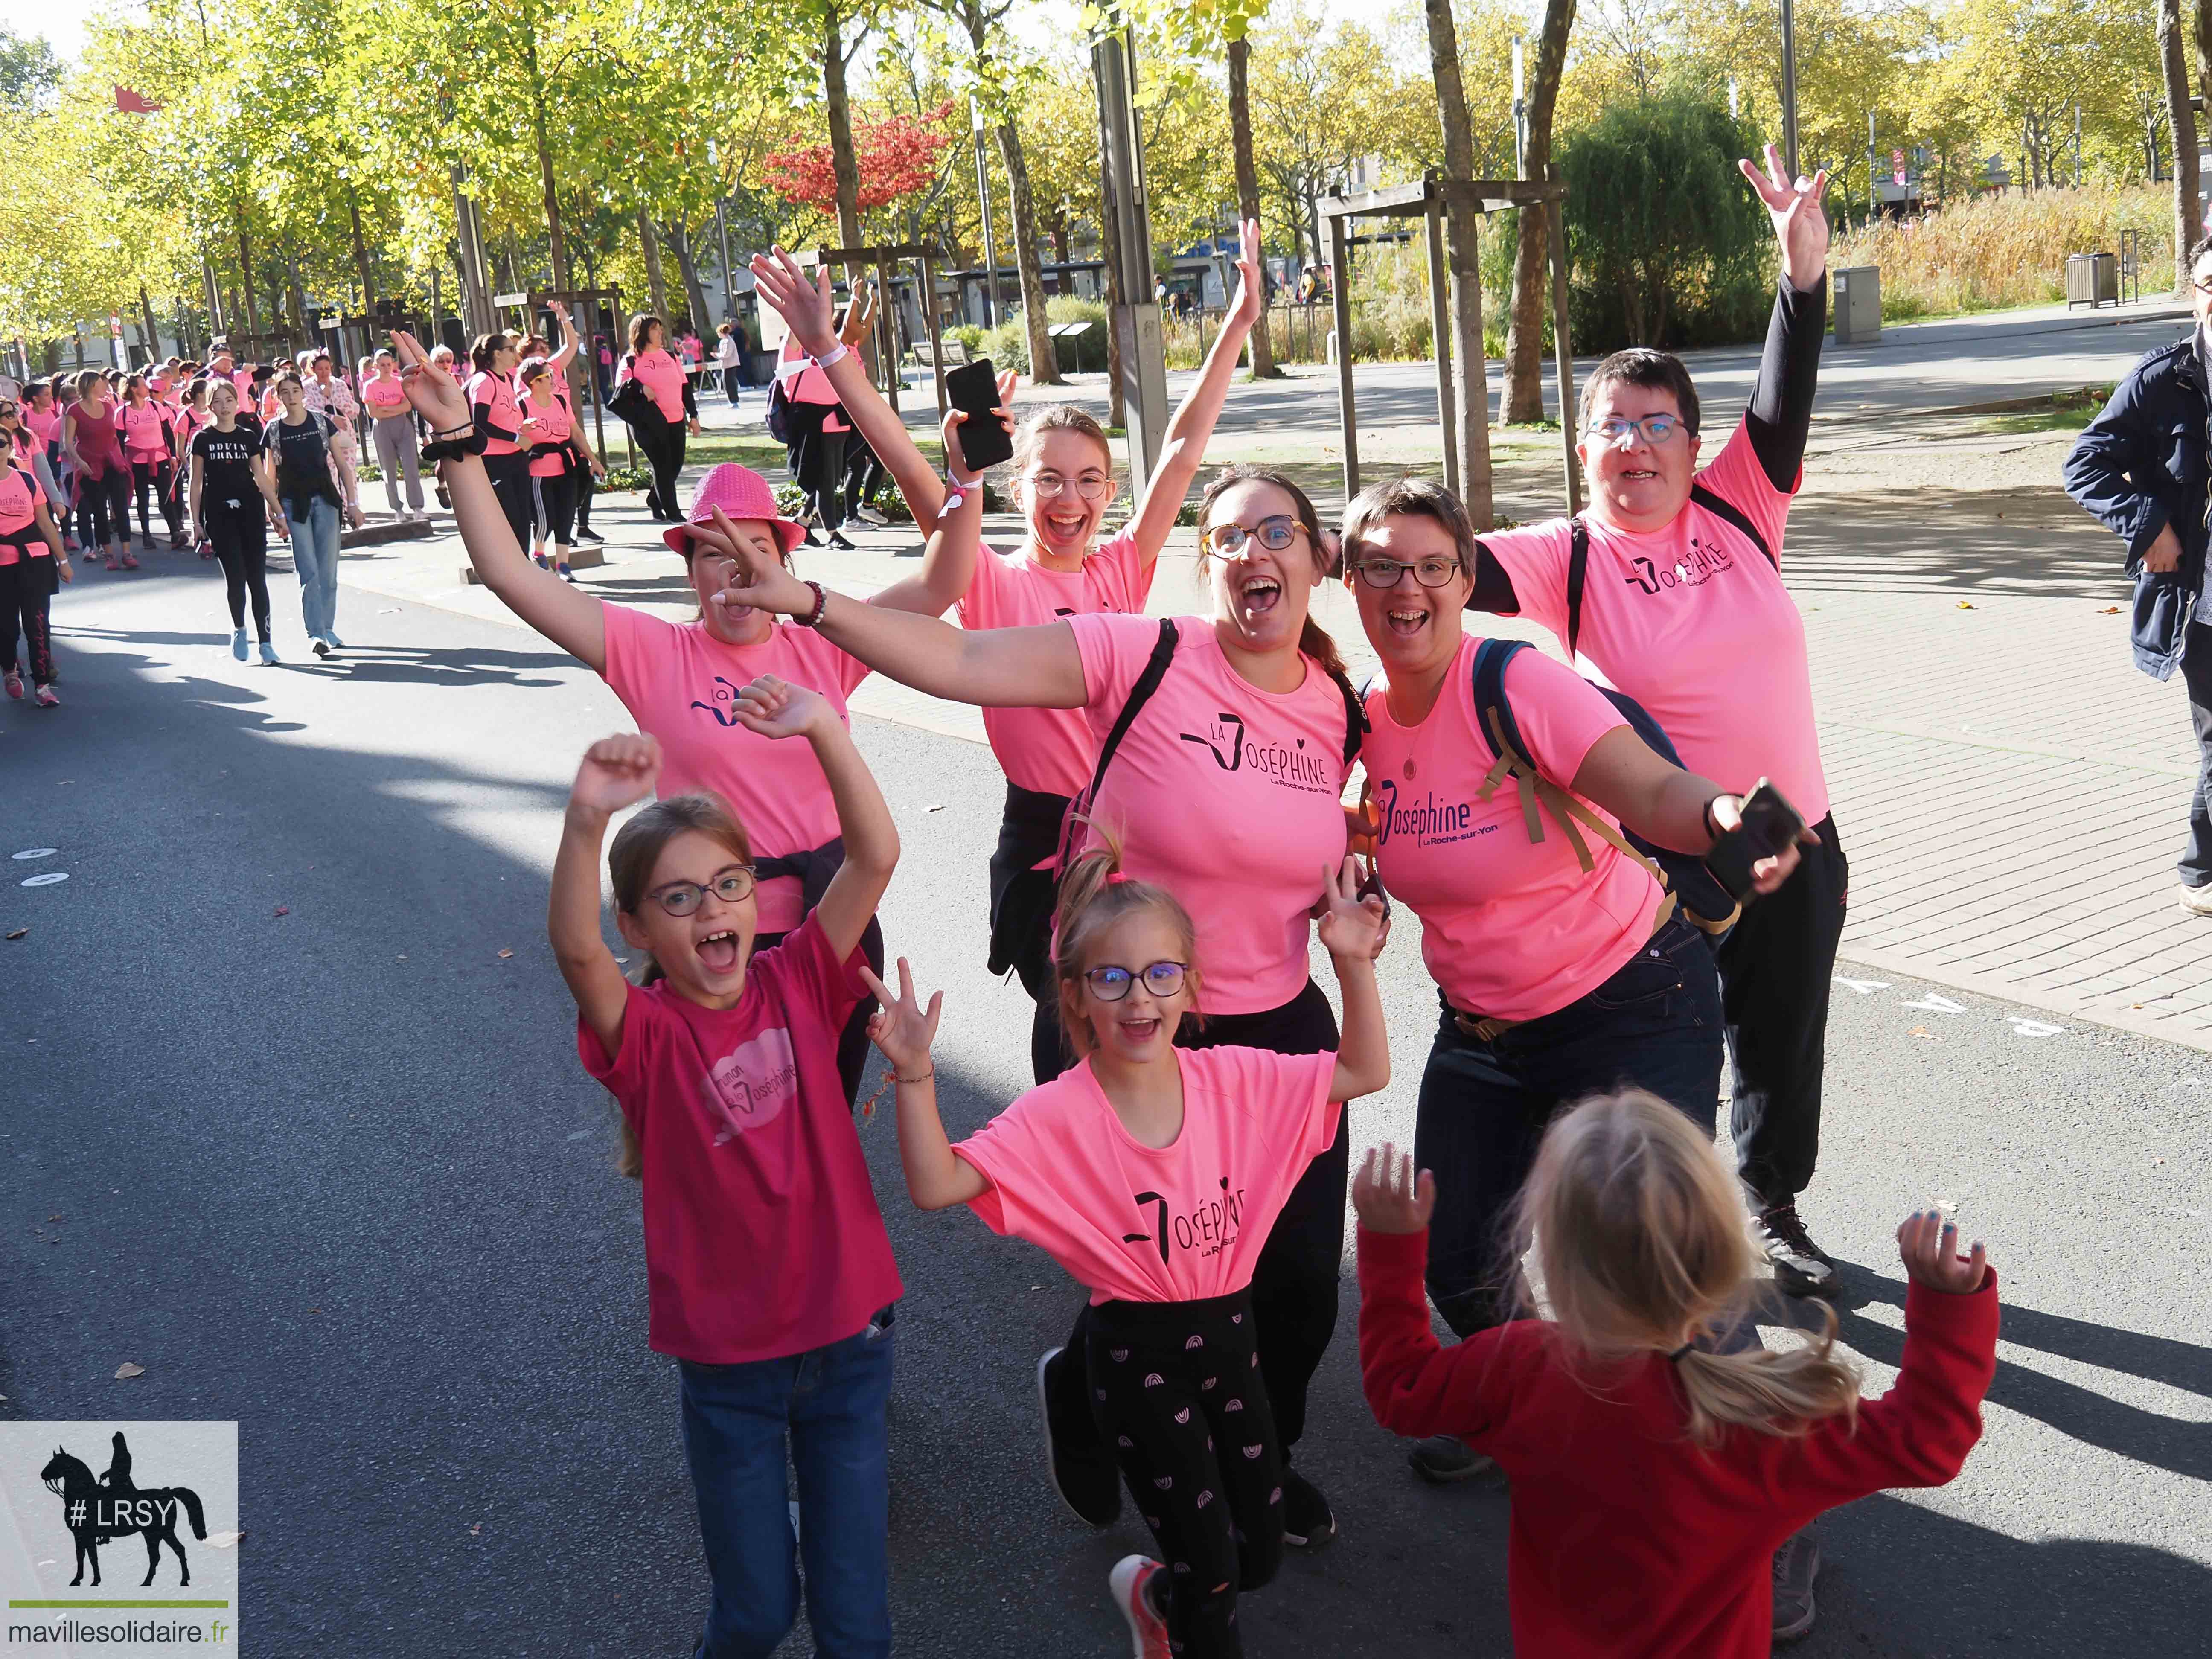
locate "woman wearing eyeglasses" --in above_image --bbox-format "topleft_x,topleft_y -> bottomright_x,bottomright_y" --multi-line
389,330 -> 969,1103
711,456 -> 1372,1557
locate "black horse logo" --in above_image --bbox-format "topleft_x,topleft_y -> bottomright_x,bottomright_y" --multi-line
39,1433 -> 208,1588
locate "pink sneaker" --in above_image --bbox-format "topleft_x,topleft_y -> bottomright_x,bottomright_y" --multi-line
1108,1555 -> 1170,1659
33,684 -> 58,708
3,669 -> 20,700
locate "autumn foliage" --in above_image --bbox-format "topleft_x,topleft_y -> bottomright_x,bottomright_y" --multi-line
764,101 -> 957,210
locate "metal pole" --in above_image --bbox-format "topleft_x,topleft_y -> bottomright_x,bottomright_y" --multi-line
1424,185 -> 1458,497
1094,17 -> 1170,490
1779,0 -> 1800,182
973,98 -> 1000,327
1511,37 -> 1528,179
1327,210 -> 1359,502
1546,196 -> 1581,516
1869,110 -> 1877,216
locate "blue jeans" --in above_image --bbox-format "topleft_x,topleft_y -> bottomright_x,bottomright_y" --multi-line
678,1325 -> 894,1659
1415,916 -> 1725,1336
288,494 -> 341,640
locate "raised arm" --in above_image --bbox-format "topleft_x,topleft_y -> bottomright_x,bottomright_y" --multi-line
390,329 -> 608,671
751,247 -> 955,536
862,957 -> 992,1210
703,504 -> 1086,708
1738,147 -> 1831,491
547,300 -> 580,373
1121,218 -> 1265,567
1316,858 -> 1389,1101
870,410 -> 990,617
550,734 -> 661,1062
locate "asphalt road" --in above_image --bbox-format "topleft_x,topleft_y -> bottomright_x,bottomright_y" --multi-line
3,565 -> 2207,1656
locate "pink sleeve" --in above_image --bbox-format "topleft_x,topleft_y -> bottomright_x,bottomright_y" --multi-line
576,982 -> 669,1132
1498,647 -> 1631,788
1691,416 -> 1792,561
1066,610 -> 1162,718
596,600 -> 674,712
1476,521 -> 1576,640
1089,527 -> 1156,611
952,1098 -> 1055,1240
956,542 -> 1012,630
754,911 -> 868,1028
1232,1048 -> 1341,1161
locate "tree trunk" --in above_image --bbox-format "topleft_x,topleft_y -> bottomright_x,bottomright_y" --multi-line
521,35 -> 571,293
1051,213 -> 1071,262
1502,0 -> 1577,424
138,283 -> 161,362
236,223 -> 262,347
346,186 -> 377,314
1226,38 -> 1280,378
638,207 -> 671,320
998,121 -> 1062,384
667,220 -> 713,335
822,3 -> 863,250
1422,0 -> 1494,525
2165,0 -> 2205,287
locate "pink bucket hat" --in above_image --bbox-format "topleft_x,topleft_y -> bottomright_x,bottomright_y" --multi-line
664,463 -> 808,558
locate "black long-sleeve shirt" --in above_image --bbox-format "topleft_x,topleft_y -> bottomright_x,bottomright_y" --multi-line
1468,274 -> 1828,614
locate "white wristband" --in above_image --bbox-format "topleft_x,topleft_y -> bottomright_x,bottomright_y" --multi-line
814,342 -> 848,370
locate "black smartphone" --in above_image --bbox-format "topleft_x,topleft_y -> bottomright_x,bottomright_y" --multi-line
1702,779 -> 1807,902
944,358 -> 1013,474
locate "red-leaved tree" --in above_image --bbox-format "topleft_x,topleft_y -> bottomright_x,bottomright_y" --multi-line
765,101 -> 956,211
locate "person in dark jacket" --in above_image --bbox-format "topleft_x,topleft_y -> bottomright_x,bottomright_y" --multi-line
2062,231 -> 2212,914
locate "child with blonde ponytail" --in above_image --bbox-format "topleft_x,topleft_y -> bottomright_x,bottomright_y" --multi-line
1354,1091 -> 2000,1657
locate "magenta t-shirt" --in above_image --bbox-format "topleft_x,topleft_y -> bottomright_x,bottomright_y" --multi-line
467,370 -> 524,457
958,529 -> 1153,797
599,603 -> 870,935
956,1046 -> 1338,1304
1480,420 -> 1828,825
1363,637 -> 1667,1023
1067,613 -> 1353,1015
578,914 -> 902,1363
622,348 -> 689,423
0,465 -> 41,550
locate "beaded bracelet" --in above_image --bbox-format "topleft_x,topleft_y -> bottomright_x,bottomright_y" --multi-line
792,579 -> 829,629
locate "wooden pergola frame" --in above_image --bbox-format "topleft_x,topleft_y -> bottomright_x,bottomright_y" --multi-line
1316,172 -> 1580,516
797,244 -> 951,419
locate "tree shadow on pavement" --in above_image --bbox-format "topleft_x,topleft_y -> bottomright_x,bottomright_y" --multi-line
1778,492 -> 2132,600
59,623 -> 575,690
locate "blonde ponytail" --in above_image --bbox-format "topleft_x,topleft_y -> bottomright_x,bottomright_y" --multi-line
1671,1306 -> 1860,1448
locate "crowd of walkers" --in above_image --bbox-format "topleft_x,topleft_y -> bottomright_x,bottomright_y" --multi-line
376,146 -> 2004,1659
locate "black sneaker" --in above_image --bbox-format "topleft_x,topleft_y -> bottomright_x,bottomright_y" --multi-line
1036,1348 -> 1120,1526
827,531 -> 856,550
1280,1467 -> 1335,1550
1406,1434 -> 1499,1484
575,527 -> 604,546
1755,1202 -> 1838,1299
1771,1527 -> 1820,1641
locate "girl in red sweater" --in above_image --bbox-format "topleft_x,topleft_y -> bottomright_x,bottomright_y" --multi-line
1355,1091 -> 1999,1658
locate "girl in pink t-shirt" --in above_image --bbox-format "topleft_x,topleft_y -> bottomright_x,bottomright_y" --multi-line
550,691 -> 902,1659
870,838 -> 1387,1659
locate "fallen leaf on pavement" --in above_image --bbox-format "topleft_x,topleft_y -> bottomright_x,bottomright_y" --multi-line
498,948 -> 514,959
205,1531 -> 244,1549
2099,606 -> 2121,614
114,1362 -> 145,1380
274,905 -> 290,917
5,928 -> 24,940
1955,601 -> 1974,610
1909,1026 -> 1938,1039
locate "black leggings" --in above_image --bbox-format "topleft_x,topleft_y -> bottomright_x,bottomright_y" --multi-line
573,461 -> 596,532
1051,980 -> 1347,1457
206,506 -> 271,640
77,468 -> 132,548
632,412 -> 687,518
1087,1290 -> 1282,1658
0,550 -> 56,684
132,459 -> 181,541
533,472 -> 577,548
483,451 -> 536,552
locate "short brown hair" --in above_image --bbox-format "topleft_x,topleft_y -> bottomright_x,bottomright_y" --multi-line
1339,475 -> 1473,575
628,313 -> 665,355
1579,347 -> 1701,438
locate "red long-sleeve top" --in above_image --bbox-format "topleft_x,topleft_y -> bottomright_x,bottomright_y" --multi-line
1356,1226 -> 2000,1658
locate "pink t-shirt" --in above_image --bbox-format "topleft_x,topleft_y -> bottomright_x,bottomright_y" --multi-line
23,407 -> 60,449
578,914 -> 902,1363
361,375 -> 410,419
0,464 -> 41,549
958,529 -> 1154,797
955,1046 -> 1339,1303
622,348 -> 689,422
1480,419 -> 1828,824
524,393 -> 573,477
467,370 -> 524,457
1363,637 -> 1667,1022
776,341 -> 848,433
119,402 -> 168,461
228,368 -> 254,397
600,603 -> 870,935
1068,613 -> 1353,1016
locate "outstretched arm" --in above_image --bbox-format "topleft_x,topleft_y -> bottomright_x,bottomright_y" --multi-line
863,957 -> 991,1209
1571,727 -> 1804,892
390,329 -> 608,672
1121,218 -> 1266,567
1738,147 -> 1831,491
551,734 -> 660,1062
871,408 -> 992,617
1316,859 -> 1390,1099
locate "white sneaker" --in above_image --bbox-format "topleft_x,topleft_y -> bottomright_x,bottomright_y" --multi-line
853,504 -> 888,527
2181,883 -> 2212,917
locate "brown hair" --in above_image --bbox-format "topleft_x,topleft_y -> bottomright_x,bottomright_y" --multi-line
1578,347 -> 1702,438
603,792 -> 756,1177
1011,402 -> 1112,475
1195,463 -> 1348,679
275,372 -> 304,394
1514,1090 -> 1861,1449
1339,475 -> 1474,576
469,332 -> 510,375
1052,824 -> 1202,1057
518,356 -> 552,387
123,373 -> 149,403
628,313 -> 665,355
71,370 -> 105,399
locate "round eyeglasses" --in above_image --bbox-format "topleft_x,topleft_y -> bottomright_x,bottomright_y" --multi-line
1351,554 -> 1463,589
1202,516 -> 1303,558
1586,413 -> 1684,447
1080,960 -> 1189,1001
1028,472 -> 1111,501
651,867 -> 757,916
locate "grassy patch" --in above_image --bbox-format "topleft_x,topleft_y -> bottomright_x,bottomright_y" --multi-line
1980,388 -> 2109,437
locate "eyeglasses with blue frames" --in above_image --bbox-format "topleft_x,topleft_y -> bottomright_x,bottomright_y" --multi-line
650,865 -> 757,916
1585,413 -> 1685,447
1080,960 -> 1189,1001
1202,515 -> 1304,558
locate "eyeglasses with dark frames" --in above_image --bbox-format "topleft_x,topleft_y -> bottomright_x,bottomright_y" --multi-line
1080,960 -> 1189,1001
650,866 -> 757,917
1202,515 -> 1304,558
1585,413 -> 1685,447
1351,554 -> 1464,589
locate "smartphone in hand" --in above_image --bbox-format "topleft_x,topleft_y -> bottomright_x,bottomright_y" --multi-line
1703,779 -> 1806,901
944,358 -> 1014,474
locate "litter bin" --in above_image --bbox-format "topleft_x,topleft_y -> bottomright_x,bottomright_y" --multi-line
1834,266 -> 1880,345
2066,252 -> 2119,309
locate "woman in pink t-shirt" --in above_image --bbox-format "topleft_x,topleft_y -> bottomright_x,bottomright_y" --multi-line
360,348 -> 425,520
464,331 -> 539,554
751,224 -> 1268,1086
615,314 -> 699,523
117,374 -> 184,550
0,395 -> 71,706
391,329 -> 970,1100
518,358 -> 584,579
552,706 -> 902,1659
871,838 -> 1387,1656
1341,476 -> 1802,1487
719,460 -> 1372,1545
